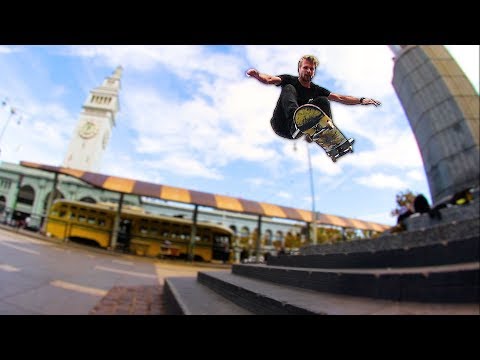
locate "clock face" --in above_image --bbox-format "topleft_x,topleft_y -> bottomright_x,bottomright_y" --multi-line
78,121 -> 98,139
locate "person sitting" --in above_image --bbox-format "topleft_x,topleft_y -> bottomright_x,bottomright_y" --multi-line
413,194 -> 430,213
394,202 -> 415,232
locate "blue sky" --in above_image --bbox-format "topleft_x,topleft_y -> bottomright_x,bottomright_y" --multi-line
0,45 -> 478,226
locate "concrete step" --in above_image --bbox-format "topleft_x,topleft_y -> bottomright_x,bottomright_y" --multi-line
231,262 -> 480,303
268,235 -> 479,269
197,270 -> 479,315
163,276 -> 253,315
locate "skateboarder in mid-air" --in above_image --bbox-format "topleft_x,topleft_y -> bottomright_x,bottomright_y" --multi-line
246,54 -> 381,142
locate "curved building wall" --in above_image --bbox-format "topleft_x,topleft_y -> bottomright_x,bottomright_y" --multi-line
392,45 -> 479,204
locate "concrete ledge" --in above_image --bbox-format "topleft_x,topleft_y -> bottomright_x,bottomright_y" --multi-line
406,200 -> 479,231
231,263 -> 480,303
300,217 -> 479,256
163,276 -> 252,315
198,271 -> 317,314
269,235 -> 478,268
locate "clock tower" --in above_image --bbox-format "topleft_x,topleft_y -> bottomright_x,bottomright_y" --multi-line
62,66 -> 123,172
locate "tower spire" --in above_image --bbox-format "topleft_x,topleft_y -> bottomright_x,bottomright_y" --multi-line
112,65 -> 123,79
97,65 -> 123,93
389,45 -> 410,56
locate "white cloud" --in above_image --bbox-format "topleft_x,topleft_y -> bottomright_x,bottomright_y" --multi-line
355,173 -> 409,190
101,153 -> 161,184
360,211 -> 396,226
314,45 -> 396,98
121,83 -> 280,174
276,191 -> 292,199
406,169 -> 425,182
65,45 -> 244,82
245,177 -> 272,187
142,156 -> 223,180
0,46 -> 15,54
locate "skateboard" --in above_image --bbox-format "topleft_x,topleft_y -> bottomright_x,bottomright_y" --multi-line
292,104 -> 355,162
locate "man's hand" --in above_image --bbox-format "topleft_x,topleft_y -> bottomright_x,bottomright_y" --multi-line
246,69 -> 259,78
361,98 -> 382,107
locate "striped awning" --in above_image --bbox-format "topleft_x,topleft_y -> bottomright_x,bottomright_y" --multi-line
316,213 -> 389,232
20,161 -> 390,231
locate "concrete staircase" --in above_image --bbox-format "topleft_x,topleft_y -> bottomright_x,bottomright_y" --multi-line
163,205 -> 479,315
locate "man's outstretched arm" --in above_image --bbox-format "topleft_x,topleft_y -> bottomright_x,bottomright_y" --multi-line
328,93 -> 381,107
246,68 -> 282,85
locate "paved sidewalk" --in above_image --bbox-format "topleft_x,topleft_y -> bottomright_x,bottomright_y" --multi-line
90,285 -> 167,315
0,224 -> 226,315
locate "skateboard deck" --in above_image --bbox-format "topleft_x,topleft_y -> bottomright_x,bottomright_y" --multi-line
293,104 -> 354,162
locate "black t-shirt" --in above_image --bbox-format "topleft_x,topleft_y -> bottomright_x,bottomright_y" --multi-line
276,74 -> 331,106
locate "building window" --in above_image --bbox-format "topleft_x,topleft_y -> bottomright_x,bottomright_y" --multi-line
17,185 -> 35,206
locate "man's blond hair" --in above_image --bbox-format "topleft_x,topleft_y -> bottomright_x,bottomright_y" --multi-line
298,55 -> 320,71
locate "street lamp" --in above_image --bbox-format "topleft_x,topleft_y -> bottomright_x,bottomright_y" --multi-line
0,107 -> 16,144
1,98 -> 24,152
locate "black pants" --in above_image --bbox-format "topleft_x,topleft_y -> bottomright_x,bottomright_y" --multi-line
270,84 -> 332,139
397,210 -> 413,225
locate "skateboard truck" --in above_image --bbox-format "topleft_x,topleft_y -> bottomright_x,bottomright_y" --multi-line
327,138 -> 355,162
311,120 -> 334,141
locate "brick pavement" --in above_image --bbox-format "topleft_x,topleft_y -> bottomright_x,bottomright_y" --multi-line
89,285 -> 168,315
